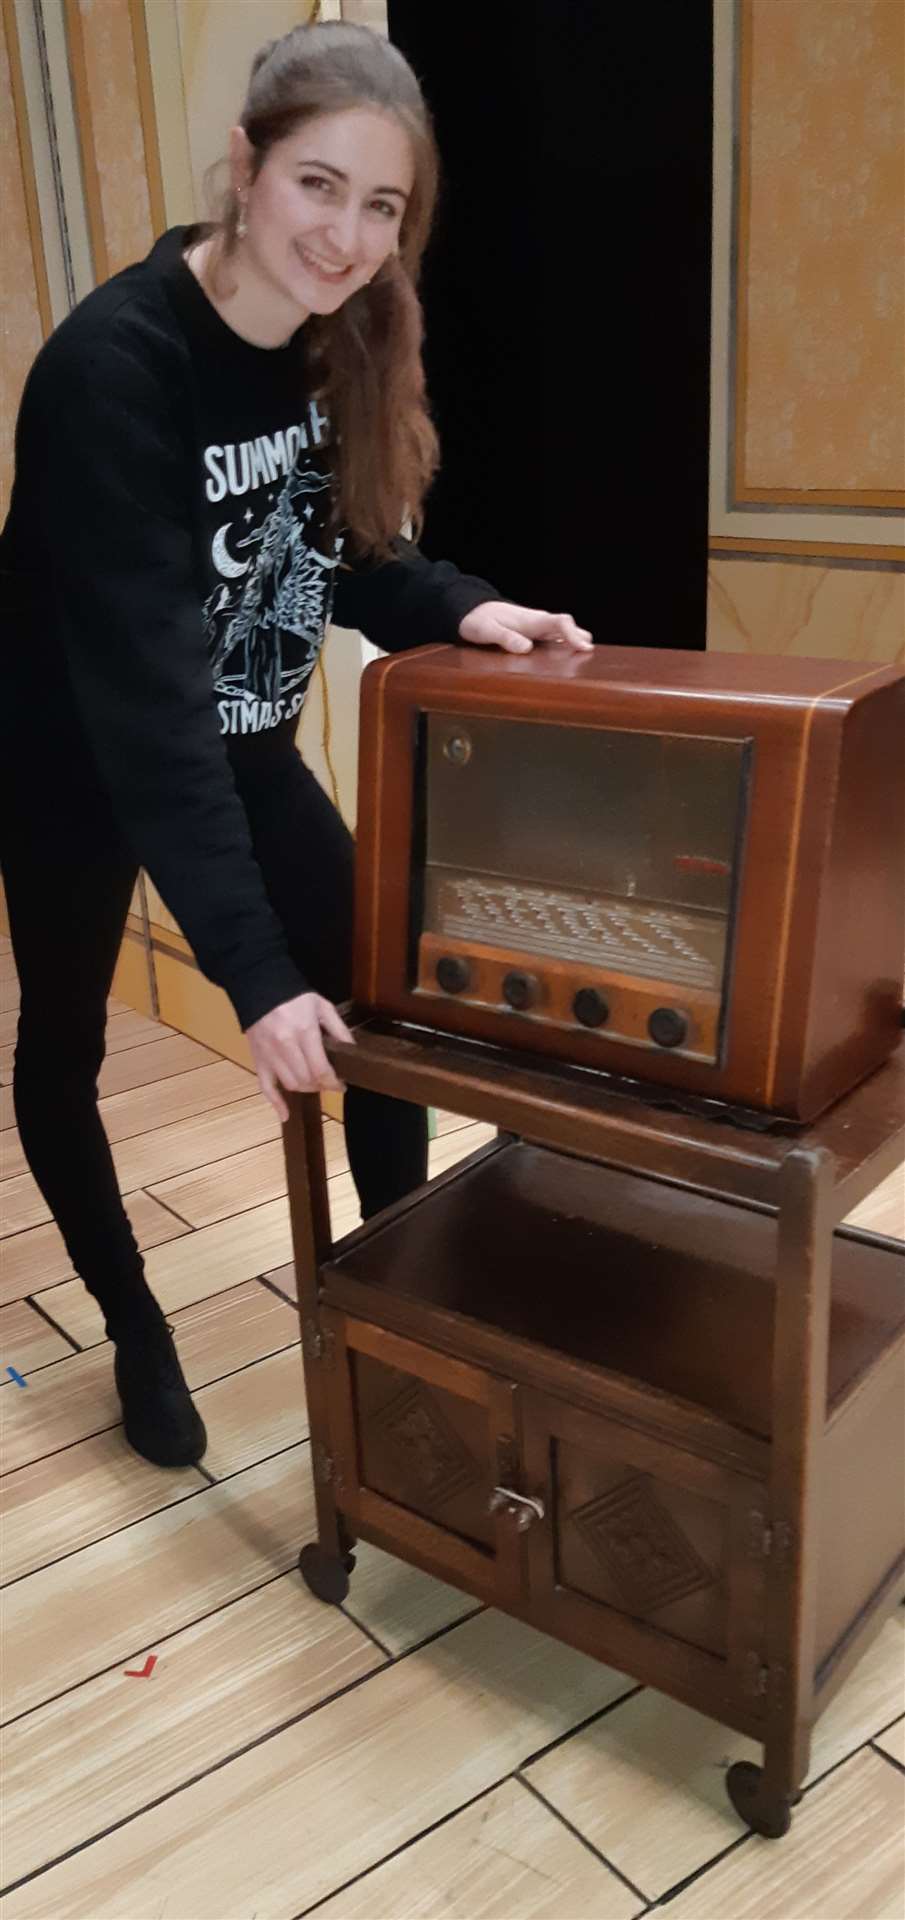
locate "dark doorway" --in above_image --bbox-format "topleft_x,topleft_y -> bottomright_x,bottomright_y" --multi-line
388,1 -> 713,647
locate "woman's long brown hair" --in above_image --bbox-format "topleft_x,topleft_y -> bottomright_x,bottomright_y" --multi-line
209,21 -> 440,560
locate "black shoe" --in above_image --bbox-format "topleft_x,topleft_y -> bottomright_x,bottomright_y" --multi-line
114,1321 -> 207,1468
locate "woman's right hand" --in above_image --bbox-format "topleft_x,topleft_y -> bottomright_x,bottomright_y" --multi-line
246,991 -> 355,1123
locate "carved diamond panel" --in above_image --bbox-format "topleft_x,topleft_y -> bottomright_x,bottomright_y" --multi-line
371,1382 -> 480,1507
570,1474 -> 715,1613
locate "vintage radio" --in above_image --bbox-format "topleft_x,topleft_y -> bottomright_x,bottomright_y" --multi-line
354,646 -> 904,1120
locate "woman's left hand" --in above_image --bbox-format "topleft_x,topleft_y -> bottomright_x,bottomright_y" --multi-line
458,602 -> 593,655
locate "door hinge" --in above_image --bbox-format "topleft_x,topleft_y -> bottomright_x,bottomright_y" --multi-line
744,1651 -> 768,1697
743,1653 -> 788,1712
748,1509 -> 772,1558
772,1521 -> 794,1566
747,1510 -> 795,1565
302,1320 -> 335,1368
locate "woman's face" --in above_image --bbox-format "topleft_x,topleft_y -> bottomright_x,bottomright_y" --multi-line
239,108 -> 415,316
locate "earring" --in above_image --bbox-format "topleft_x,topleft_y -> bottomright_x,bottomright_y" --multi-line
236,193 -> 248,241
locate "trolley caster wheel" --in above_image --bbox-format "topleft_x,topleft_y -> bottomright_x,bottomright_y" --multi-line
298,1543 -> 355,1605
726,1761 -> 797,1838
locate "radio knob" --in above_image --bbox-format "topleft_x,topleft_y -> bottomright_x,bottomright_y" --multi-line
502,970 -> 539,1011
436,955 -> 471,995
573,987 -> 610,1028
648,1006 -> 689,1049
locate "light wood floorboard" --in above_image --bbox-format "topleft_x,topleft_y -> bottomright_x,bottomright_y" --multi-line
1,1429 -> 205,1584
0,1057 -> 256,1180
0,1610 -> 633,1918
315,1775 -> 644,1920
873,1716 -> 905,1768
664,1749 -> 905,1919
10,1054 -> 240,1130
0,1010 -> 20,1053
0,1530 -> 485,1895
2,1448 -> 307,1724
843,1160 -> 905,1238
195,1343 -> 308,1479
147,1117 -> 349,1226
0,1299 -> 74,1375
33,1196 -> 296,1347
0,1280 -> 298,1472
92,1032 -> 219,1100
97,1009 -> 177,1052
0,1566 -> 383,1890
526,1613 -> 905,1899
1,1190 -> 189,1306
111,1095 -> 285,1199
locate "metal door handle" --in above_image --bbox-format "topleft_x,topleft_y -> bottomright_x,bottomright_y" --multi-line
489,1486 -> 546,1530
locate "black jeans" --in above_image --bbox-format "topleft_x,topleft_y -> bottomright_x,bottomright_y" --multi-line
1,746 -> 427,1340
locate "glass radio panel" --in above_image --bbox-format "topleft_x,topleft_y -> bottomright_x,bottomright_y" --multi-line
420,714 -> 747,1005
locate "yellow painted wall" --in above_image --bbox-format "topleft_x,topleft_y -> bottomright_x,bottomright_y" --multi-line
738,0 -> 902,504
176,1 -> 318,216
707,558 -> 903,663
62,0 -> 160,281
708,0 -> 903,661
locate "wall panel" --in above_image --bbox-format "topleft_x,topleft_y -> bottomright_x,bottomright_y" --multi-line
0,0 -> 52,517
63,0 -> 164,280
736,0 -> 903,507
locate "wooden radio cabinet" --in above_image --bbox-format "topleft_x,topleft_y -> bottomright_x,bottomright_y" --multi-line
355,647 -> 905,1119
287,1018 -> 905,1841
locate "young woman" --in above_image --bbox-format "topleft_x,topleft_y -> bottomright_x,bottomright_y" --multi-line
0,21 -> 591,1470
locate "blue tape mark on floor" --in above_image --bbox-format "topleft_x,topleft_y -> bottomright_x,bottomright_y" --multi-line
5,1367 -> 28,1387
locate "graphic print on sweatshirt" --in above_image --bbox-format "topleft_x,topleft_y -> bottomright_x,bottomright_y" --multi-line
202,400 -> 341,737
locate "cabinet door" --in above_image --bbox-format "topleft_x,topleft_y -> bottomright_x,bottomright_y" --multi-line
322,1311 -> 525,1607
522,1391 -> 767,1729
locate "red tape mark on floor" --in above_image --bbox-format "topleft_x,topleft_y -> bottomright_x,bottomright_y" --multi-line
124,1654 -> 157,1680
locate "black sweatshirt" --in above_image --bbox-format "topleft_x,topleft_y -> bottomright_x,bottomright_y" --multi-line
0,227 -> 496,1028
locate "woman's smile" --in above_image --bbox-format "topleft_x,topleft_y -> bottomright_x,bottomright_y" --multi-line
294,239 -> 354,283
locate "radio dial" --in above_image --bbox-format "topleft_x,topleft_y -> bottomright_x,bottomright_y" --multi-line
573,987 -> 610,1028
436,955 -> 471,995
502,970 -> 540,1011
648,1006 -> 689,1049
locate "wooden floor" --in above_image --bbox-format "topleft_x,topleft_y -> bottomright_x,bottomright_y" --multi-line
1,929 -> 903,1919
